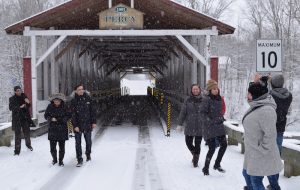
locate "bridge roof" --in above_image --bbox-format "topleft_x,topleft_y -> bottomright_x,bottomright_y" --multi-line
5,0 -> 235,35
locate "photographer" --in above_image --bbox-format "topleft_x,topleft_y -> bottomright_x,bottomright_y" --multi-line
9,86 -> 33,155
253,74 -> 293,154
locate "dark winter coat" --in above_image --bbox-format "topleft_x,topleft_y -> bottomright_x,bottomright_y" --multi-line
44,102 -> 70,141
178,95 -> 204,136
9,93 -> 32,131
270,88 -> 293,133
70,92 -> 96,132
242,94 -> 283,176
201,94 -> 226,140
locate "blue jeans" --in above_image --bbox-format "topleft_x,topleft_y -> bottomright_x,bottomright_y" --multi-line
276,132 -> 284,155
75,131 -> 92,161
242,169 -> 281,190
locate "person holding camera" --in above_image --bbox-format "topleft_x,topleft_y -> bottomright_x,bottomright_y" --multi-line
9,86 -> 33,155
269,74 -> 293,155
177,84 -> 204,168
242,80 -> 282,190
44,93 -> 70,166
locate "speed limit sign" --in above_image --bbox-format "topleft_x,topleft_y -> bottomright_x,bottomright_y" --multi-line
256,39 -> 282,72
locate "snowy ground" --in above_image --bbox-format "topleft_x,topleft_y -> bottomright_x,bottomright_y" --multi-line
1,119 -> 299,190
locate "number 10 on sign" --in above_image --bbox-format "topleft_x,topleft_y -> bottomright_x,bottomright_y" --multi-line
256,39 -> 282,72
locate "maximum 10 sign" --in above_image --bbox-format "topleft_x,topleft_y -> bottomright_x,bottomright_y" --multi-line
256,39 -> 282,72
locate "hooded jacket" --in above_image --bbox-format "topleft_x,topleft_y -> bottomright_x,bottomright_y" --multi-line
242,94 -> 283,176
270,88 -> 293,133
70,92 -> 96,132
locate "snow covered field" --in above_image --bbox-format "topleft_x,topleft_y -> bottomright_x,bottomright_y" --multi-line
0,120 -> 299,190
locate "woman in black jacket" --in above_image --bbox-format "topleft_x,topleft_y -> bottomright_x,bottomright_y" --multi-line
202,80 -> 227,175
177,84 -> 204,168
44,93 -> 70,166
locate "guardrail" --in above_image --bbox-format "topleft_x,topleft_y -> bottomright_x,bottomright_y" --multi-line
0,123 -> 13,146
224,120 -> 300,178
0,100 -> 49,146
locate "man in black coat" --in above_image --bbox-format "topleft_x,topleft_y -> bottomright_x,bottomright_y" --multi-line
9,86 -> 33,155
269,74 -> 293,154
70,85 -> 97,167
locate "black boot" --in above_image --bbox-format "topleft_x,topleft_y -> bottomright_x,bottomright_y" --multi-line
59,161 -> 64,167
76,158 -> 83,167
27,145 -> 33,151
51,151 -> 57,165
202,167 -> 209,175
203,157 -> 211,176
192,154 -> 199,168
213,164 -> 226,173
86,154 -> 91,162
59,150 -> 65,165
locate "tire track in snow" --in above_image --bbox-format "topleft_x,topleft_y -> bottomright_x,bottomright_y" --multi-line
133,124 -> 164,190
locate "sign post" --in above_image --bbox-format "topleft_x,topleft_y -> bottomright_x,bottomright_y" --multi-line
256,39 -> 282,72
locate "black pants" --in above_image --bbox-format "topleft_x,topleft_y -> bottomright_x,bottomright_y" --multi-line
14,122 -> 31,154
185,135 -> 202,155
204,135 -> 227,168
75,131 -> 92,161
50,140 -> 65,162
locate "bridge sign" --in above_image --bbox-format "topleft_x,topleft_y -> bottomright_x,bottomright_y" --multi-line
256,39 -> 282,72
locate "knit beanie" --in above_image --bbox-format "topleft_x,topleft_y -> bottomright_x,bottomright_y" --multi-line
206,80 -> 218,92
271,74 -> 284,88
248,82 -> 269,100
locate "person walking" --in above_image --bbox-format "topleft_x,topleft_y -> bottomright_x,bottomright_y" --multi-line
44,93 -> 70,166
177,84 -> 204,168
9,86 -> 33,155
242,81 -> 283,190
202,80 -> 227,176
70,85 -> 97,167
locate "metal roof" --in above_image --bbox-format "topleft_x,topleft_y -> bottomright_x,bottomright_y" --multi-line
5,0 -> 235,35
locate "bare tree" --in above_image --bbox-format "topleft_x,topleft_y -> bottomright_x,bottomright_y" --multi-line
187,0 -> 236,19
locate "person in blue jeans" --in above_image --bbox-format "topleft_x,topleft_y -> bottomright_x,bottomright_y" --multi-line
242,81 -> 283,190
70,84 -> 97,167
242,169 -> 281,190
269,74 -> 293,154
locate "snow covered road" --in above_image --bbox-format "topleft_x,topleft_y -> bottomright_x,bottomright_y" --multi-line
1,118 -> 299,190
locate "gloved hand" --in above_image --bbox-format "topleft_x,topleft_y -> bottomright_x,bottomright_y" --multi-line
176,125 -> 184,133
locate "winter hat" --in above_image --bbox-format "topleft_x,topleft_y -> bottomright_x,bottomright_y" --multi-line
49,93 -> 66,102
248,82 -> 269,100
14,86 -> 21,91
206,80 -> 218,91
271,74 -> 284,88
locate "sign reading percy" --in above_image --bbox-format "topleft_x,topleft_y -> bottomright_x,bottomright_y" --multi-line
99,4 -> 144,29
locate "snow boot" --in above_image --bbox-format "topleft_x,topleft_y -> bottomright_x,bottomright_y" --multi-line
51,151 -> 57,165
213,164 -> 226,173
76,159 -> 83,167
27,145 -> 33,151
86,154 -> 91,162
59,161 -> 64,167
202,167 -> 209,176
203,157 -> 211,175
192,154 -> 199,168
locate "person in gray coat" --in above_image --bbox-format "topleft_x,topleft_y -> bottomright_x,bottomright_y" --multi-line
201,80 -> 227,175
242,81 -> 283,190
177,84 -> 204,168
